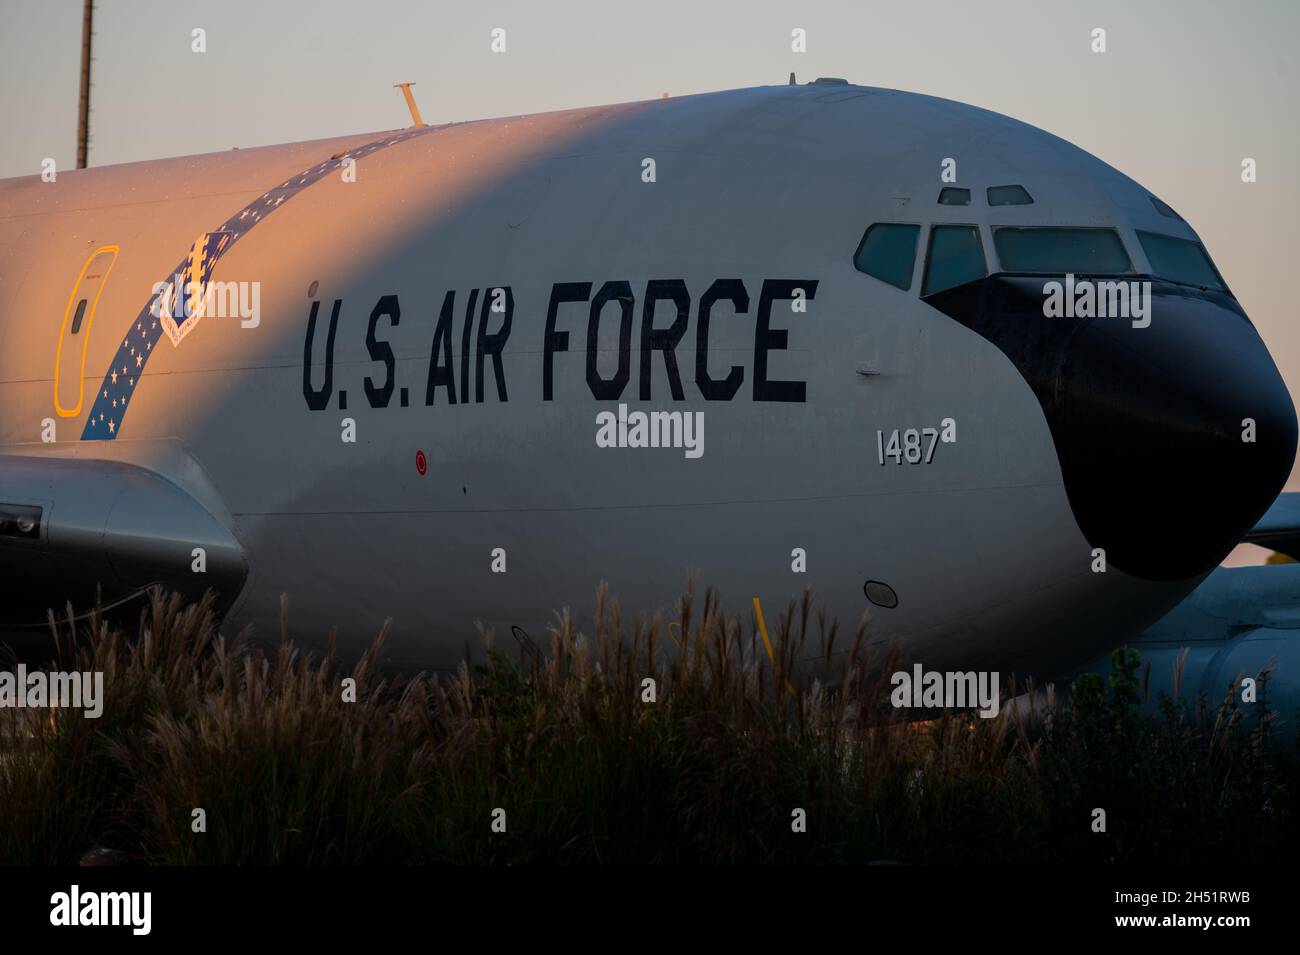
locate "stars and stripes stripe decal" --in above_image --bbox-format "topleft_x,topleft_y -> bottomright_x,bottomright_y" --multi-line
82,125 -> 434,441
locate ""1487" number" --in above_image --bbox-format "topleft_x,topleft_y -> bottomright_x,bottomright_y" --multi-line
876,418 -> 956,465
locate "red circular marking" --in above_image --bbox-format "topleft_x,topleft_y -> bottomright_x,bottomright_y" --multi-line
415,450 -> 427,475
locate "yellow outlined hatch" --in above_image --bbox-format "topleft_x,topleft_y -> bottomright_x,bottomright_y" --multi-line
55,245 -> 119,417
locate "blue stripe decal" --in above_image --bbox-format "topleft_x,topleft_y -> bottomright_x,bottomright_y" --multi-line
82,126 -> 433,440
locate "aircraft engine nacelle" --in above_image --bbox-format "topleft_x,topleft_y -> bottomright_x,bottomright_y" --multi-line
0,451 -> 247,648
1085,563 -> 1300,743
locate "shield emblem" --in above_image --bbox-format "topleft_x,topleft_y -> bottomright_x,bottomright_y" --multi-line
159,230 -> 234,346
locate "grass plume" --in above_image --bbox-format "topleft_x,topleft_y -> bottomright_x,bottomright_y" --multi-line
1,584 -> 1296,864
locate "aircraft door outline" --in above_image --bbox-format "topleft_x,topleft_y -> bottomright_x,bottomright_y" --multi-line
54,245 -> 119,417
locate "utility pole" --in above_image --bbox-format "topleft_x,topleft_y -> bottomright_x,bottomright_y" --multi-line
76,0 -> 94,168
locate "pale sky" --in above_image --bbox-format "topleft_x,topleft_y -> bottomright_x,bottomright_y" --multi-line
2,0 -> 1298,547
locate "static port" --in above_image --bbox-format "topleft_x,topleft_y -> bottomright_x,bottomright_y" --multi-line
864,580 -> 898,609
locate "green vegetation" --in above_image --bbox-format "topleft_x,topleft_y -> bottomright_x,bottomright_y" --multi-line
1,586 -> 1295,864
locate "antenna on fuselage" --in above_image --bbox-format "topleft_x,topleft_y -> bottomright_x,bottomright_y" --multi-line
393,82 -> 425,128
789,71 -> 796,85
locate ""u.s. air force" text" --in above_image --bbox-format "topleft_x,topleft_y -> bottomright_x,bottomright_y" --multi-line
301,278 -> 818,410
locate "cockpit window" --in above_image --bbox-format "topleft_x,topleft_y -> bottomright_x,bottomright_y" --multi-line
993,227 -> 1132,274
923,225 -> 987,295
853,223 -> 919,290
938,187 -> 970,206
987,184 -> 1034,206
1137,230 -> 1227,291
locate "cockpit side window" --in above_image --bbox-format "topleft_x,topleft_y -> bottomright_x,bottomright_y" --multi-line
992,227 -> 1132,274
922,225 -> 987,295
1137,231 -> 1227,291
853,223 -> 920,291
987,184 -> 1034,206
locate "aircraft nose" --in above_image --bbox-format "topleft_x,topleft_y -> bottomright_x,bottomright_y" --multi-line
924,277 -> 1297,580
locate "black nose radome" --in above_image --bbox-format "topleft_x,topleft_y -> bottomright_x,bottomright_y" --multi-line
925,276 -> 1298,581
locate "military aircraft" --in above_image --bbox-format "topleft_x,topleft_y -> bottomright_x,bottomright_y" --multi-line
1,80 -> 1296,716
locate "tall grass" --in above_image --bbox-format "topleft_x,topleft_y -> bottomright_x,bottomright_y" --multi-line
0,585 -> 1295,864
